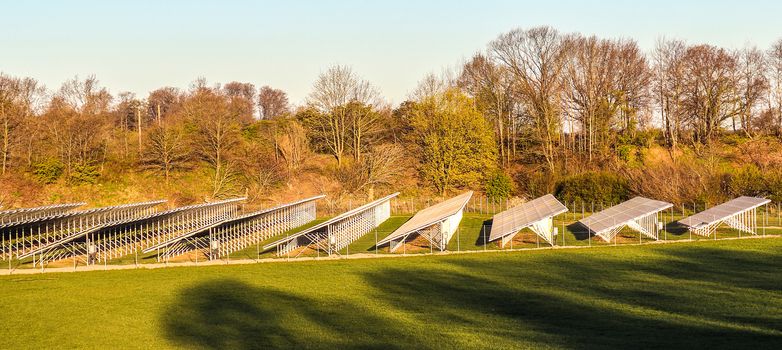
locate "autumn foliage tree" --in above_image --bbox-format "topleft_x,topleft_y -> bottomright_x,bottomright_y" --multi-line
404,88 -> 496,195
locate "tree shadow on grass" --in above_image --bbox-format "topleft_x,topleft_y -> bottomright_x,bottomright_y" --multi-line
161,242 -> 782,349
361,245 -> 782,349
161,279 -> 408,350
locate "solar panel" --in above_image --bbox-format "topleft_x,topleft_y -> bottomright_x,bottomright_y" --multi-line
0,202 -> 85,225
377,191 -> 472,246
14,199 -> 170,259
263,193 -> 399,250
488,194 -> 567,242
679,196 -> 770,229
143,195 -> 324,253
579,196 -> 672,234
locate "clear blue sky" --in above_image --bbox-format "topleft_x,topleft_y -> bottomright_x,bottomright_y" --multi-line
2,0 -> 781,105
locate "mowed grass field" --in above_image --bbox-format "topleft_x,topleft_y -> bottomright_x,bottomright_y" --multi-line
1,238 -> 780,349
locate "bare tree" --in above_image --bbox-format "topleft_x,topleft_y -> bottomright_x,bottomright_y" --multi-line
238,139 -> 286,202
614,39 -> 652,134
42,76 -> 112,180
143,125 -> 189,184
679,45 -> 740,145
459,54 -> 518,167
653,38 -> 687,159
736,46 -> 769,136
565,35 -> 616,160
306,65 -> 381,166
258,86 -> 290,119
0,75 -> 45,175
223,81 -> 256,120
147,87 -> 181,124
334,143 -> 405,197
182,82 -> 242,197
768,39 -> 782,133
490,26 -> 568,171
271,119 -> 309,171
410,71 -> 453,101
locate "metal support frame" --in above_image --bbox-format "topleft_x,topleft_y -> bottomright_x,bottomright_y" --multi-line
690,207 -> 758,237
388,208 -> 463,253
499,216 -> 557,247
169,200 -> 318,260
1,200 -> 165,266
100,199 -> 243,263
594,211 -> 661,242
274,199 -> 392,257
0,202 -> 84,226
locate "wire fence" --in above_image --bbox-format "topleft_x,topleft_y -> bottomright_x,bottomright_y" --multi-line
4,195 -> 782,273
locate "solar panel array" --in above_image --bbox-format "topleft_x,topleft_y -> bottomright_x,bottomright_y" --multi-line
377,191 -> 473,246
679,196 -> 770,229
143,195 -> 324,253
488,194 -> 567,242
263,192 -> 399,251
579,196 -> 672,234
0,203 -> 85,226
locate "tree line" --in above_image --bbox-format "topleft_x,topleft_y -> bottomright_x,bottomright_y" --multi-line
2,26 -> 782,206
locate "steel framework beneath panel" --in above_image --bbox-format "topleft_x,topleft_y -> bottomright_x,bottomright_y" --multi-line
92,198 -> 246,264
377,191 -> 472,252
0,202 -> 85,227
489,194 -> 568,247
264,193 -> 399,256
152,195 -> 324,260
679,196 -> 769,237
1,200 -> 167,264
579,196 -> 672,242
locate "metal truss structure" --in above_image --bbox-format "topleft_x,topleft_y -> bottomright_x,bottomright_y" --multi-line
489,194 -> 568,247
0,202 -> 85,225
579,197 -> 672,242
679,196 -> 769,237
148,195 -> 323,260
377,191 -> 472,253
90,198 -> 245,264
264,193 -> 399,257
1,200 -> 166,265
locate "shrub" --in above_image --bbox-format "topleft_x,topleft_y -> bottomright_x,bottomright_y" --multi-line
485,172 -> 513,203
514,168 -> 558,198
721,164 -> 776,200
554,171 -> 630,204
722,165 -> 764,196
32,159 -> 64,184
68,163 -> 100,184
616,145 -> 635,163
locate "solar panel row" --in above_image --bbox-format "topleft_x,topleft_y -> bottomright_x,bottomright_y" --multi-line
679,196 -> 771,229
579,196 -> 672,234
263,193 -> 400,250
0,202 -> 85,225
377,191 -> 472,246
488,194 -> 567,242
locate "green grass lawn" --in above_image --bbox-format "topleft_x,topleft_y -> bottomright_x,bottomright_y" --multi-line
1,238 -> 780,349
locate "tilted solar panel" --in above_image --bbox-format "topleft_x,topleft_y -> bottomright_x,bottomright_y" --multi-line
679,196 -> 769,229
579,196 -> 672,234
488,194 -> 567,242
377,191 -> 473,245
0,202 -> 85,225
143,195 -> 324,252
263,193 -> 399,250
